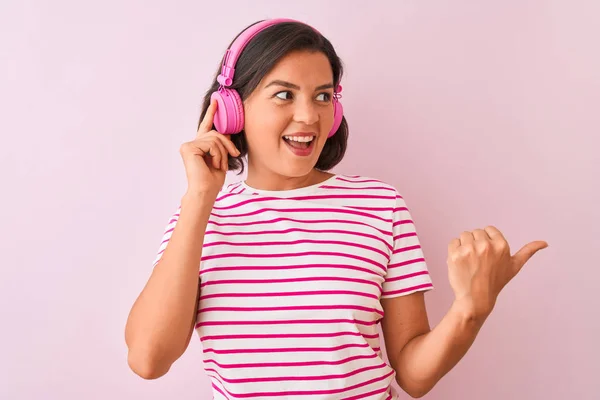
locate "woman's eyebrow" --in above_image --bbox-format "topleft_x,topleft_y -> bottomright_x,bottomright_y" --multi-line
264,80 -> 334,91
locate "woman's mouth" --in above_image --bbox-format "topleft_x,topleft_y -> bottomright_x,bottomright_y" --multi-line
282,135 -> 316,157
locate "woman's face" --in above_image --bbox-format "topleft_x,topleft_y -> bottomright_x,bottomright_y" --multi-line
242,50 -> 336,180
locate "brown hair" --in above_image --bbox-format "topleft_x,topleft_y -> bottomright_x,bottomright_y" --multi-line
197,20 -> 349,175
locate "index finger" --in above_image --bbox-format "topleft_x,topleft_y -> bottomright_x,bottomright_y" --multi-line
197,98 -> 217,136
484,225 -> 506,242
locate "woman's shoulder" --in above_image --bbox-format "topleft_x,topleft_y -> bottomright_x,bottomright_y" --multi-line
332,174 -> 400,193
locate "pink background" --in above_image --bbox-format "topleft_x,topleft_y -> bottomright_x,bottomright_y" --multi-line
1,0 -> 598,399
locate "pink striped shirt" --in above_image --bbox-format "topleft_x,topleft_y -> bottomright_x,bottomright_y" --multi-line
152,174 -> 433,399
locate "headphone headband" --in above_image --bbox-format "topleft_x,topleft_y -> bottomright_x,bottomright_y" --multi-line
217,18 -> 317,87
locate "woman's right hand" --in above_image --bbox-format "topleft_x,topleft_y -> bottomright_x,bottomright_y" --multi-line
179,99 -> 241,196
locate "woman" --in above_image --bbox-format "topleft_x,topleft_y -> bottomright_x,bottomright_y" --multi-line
125,18 -> 547,399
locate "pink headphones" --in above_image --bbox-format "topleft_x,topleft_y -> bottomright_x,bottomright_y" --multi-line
210,18 -> 344,138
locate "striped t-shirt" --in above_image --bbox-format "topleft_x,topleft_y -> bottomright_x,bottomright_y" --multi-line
152,174 -> 433,400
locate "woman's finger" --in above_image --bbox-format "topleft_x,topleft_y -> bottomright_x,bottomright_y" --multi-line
472,229 -> 491,242
512,241 -> 549,272
209,136 -> 228,170
459,231 -> 475,245
191,136 -> 222,170
197,99 -> 218,136
484,226 -> 506,243
448,238 -> 461,253
208,141 -> 222,170
212,132 -> 241,157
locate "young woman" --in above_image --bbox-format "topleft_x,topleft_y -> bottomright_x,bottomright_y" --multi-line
125,18 -> 548,399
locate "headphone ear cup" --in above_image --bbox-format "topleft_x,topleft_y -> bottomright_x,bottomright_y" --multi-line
211,89 -> 244,134
328,100 -> 344,138
230,89 -> 244,133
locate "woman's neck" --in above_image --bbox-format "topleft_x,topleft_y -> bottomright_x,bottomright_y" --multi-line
244,168 -> 334,192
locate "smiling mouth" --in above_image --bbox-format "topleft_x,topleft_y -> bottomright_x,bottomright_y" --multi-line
282,135 -> 315,149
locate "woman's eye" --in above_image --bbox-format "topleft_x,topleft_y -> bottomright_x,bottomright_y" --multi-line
274,91 -> 332,101
275,91 -> 292,100
317,93 -> 332,102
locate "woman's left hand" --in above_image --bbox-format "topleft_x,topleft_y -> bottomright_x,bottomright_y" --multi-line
447,226 -> 548,321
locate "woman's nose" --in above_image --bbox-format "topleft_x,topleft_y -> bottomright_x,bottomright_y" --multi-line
292,98 -> 319,126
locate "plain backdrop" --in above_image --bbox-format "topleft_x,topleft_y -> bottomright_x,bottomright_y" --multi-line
1,0 -> 598,399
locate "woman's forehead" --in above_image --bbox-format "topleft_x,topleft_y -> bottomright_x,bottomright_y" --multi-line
262,51 -> 333,87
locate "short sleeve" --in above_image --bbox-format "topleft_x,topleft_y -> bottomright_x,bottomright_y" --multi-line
381,192 -> 434,299
151,206 -> 181,268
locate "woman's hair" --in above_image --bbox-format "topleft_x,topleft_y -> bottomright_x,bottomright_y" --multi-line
197,20 -> 349,175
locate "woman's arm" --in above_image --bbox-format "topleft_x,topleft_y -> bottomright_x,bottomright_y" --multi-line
382,227 -> 547,398
125,191 -> 216,379
381,293 -> 484,398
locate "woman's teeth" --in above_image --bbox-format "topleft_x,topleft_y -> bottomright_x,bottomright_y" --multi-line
283,136 -> 314,149
283,136 -> 314,143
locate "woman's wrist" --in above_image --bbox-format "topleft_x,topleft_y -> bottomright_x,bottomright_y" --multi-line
182,189 -> 219,205
450,295 -> 491,328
